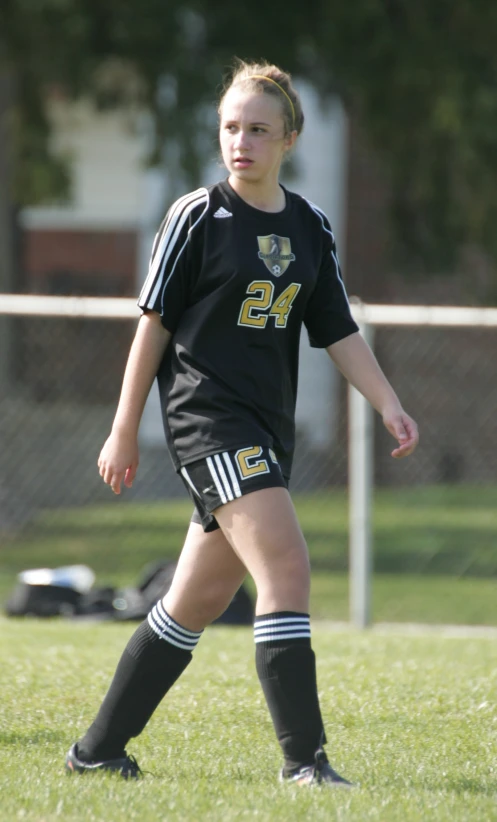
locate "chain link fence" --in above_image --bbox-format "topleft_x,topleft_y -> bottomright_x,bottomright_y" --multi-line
1,302 -> 497,624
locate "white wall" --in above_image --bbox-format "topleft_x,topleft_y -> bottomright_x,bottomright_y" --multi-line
291,82 -> 349,448
22,99 -> 149,231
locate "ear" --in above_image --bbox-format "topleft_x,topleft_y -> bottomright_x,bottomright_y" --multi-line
284,129 -> 298,152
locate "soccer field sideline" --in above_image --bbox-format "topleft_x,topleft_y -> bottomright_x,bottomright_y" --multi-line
3,486 -> 497,628
319,620 -> 497,639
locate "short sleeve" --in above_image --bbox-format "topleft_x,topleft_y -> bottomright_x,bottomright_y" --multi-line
304,211 -> 359,348
137,188 -> 209,333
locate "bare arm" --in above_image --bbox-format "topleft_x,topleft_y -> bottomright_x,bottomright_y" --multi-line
327,331 -> 419,458
98,311 -> 171,493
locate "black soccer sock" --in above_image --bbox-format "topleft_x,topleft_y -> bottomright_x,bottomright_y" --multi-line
254,611 -> 327,776
78,601 -> 203,762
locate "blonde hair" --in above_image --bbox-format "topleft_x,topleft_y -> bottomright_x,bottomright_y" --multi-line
219,59 -> 304,138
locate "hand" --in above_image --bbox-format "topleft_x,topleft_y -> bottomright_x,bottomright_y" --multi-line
382,407 -> 419,459
97,431 -> 139,494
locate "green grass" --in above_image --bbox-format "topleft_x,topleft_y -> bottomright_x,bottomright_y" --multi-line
2,486 -> 497,625
1,618 -> 497,821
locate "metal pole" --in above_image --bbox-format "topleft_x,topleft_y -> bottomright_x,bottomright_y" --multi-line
0,69 -> 15,392
348,322 -> 375,628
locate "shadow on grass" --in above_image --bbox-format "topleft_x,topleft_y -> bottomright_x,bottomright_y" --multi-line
0,729 -> 67,747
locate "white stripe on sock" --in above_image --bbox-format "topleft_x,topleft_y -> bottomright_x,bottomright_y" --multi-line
148,602 -> 203,651
148,613 -> 197,650
254,624 -> 311,635
253,614 -> 311,644
156,600 -> 202,638
254,616 -> 310,628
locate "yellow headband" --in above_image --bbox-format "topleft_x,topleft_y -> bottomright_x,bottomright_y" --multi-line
248,75 -> 296,129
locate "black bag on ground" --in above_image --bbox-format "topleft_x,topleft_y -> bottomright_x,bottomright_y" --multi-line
5,561 -> 254,625
5,582 -> 82,618
113,560 -> 254,625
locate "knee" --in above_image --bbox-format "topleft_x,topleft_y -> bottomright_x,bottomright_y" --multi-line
276,552 -> 310,589
196,583 -> 237,624
163,581 -> 237,628
256,553 -> 310,609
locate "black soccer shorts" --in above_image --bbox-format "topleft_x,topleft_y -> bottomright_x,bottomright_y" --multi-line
179,446 -> 288,532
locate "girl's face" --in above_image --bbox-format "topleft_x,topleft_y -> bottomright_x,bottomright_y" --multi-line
219,88 -> 296,186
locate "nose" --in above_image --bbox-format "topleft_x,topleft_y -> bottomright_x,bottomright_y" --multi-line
233,128 -> 251,150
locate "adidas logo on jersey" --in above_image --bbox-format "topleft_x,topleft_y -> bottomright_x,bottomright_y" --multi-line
213,207 -> 233,219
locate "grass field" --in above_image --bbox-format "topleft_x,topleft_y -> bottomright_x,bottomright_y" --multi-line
2,486 -> 497,625
2,486 -> 497,819
2,618 -> 497,821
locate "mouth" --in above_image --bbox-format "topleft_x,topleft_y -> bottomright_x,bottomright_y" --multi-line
233,157 -> 254,168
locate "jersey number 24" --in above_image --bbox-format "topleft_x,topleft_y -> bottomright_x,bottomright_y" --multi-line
238,280 -> 301,329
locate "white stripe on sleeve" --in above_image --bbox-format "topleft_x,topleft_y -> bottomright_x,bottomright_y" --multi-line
304,197 -> 350,305
138,188 -> 209,309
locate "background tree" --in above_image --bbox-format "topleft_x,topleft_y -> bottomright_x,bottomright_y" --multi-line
2,0 -> 497,280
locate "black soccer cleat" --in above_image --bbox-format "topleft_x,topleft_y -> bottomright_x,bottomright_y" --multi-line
65,743 -> 142,779
280,748 -> 354,787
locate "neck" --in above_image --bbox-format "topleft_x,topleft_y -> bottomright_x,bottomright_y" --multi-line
228,175 -> 286,213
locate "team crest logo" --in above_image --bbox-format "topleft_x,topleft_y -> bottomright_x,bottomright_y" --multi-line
257,235 -> 295,277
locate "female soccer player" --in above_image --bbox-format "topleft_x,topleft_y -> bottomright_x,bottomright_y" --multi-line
65,60 -> 418,786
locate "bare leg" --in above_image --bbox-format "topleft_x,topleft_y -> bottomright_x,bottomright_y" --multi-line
75,521 -> 245,764
213,487 -> 310,614
214,487 -> 324,775
164,521 -> 247,630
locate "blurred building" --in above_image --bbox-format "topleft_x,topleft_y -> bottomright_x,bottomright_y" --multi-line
21,98 -> 146,298
19,83 -> 353,467
17,86 -> 494,492
0,78 -> 490,548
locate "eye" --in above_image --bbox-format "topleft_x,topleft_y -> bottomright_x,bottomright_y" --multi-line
252,126 -> 266,133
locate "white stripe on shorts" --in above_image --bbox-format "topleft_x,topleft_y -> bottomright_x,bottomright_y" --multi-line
222,452 -> 242,498
206,456 -> 227,504
180,466 -> 201,498
214,453 -> 234,502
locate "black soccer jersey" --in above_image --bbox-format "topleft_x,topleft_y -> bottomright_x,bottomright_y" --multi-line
138,179 -> 358,477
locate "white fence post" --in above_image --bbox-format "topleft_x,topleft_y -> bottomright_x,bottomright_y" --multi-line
348,321 -> 375,628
